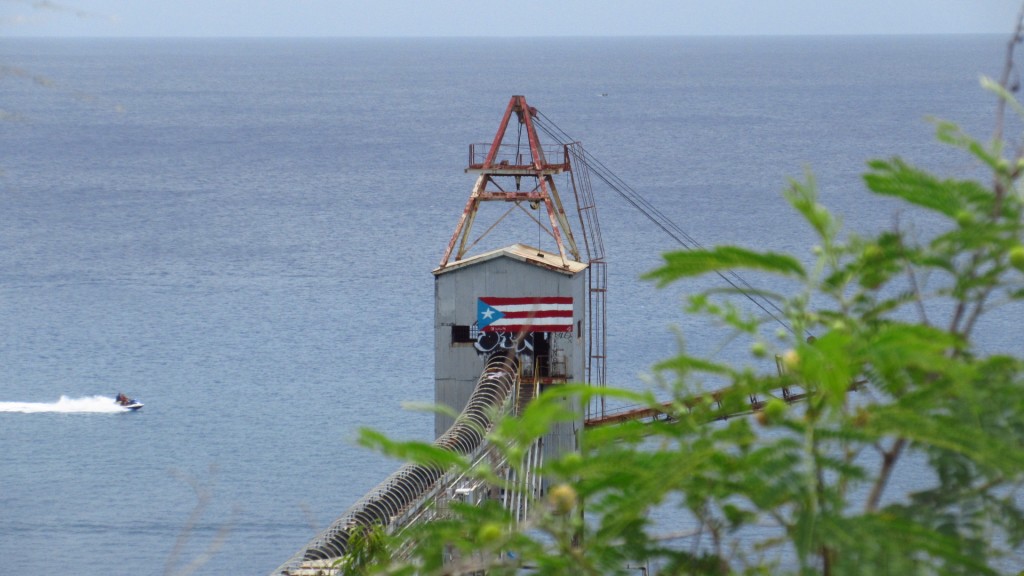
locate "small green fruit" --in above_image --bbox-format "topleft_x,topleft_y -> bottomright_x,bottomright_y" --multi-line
547,484 -> 577,515
781,349 -> 800,371
560,451 -> 583,469
955,210 -> 974,227
1009,245 -> 1024,272
757,398 -> 786,426
862,244 -> 883,262
478,522 -> 503,544
764,398 -> 787,421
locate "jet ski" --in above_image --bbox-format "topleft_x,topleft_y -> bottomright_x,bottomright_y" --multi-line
115,393 -> 144,411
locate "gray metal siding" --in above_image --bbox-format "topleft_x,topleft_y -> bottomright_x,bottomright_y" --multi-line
435,253 -> 588,444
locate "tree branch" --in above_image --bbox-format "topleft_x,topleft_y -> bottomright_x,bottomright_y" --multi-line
865,437 -> 906,512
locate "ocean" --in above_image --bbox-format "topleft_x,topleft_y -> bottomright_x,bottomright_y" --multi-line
0,35 -> 1015,574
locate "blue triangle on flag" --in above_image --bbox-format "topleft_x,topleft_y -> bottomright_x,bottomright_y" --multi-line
477,299 -> 503,330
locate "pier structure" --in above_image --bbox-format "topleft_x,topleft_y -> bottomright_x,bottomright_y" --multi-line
272,96 -> 806,576
433,95 -> 604,467
273,96 -> 606,575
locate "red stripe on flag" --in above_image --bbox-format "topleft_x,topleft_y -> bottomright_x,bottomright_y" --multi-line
480,296 -> 572,305
494,324 -> 573,333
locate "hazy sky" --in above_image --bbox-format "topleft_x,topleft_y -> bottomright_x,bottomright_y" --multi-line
1,0 -> 1021,38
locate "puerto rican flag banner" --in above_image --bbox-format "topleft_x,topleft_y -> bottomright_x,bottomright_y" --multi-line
477,296 -> 573,333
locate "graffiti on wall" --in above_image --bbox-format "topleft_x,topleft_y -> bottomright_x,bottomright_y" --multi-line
473,330 -> 535,354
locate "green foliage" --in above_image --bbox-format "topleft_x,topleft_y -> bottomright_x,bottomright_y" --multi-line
335,523 -> 391,576
644,246 -> 806,286
351,76 -> 1024,575
359,428 -> 472,473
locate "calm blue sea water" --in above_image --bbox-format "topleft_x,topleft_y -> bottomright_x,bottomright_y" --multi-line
0,36 -> 1015,574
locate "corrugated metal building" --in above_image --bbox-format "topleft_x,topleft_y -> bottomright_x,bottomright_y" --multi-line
433,242 -> 587,461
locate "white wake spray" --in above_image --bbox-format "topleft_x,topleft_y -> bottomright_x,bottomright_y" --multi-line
0,395 -> 133,414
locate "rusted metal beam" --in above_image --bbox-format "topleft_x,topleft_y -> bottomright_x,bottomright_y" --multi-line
438,96 -> 581,269
583,381 -> 863,428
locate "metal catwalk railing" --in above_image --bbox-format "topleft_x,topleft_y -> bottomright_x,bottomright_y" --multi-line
271,354 -> 524,576
503,435 -> 544,524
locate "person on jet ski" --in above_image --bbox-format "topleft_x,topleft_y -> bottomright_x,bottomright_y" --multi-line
116,392 -> 129,406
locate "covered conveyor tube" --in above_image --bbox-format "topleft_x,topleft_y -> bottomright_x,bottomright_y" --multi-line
273,353 -> 519,573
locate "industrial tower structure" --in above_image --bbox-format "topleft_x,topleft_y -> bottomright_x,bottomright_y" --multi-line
274,96 -> 607,575
433,95 -> 607,463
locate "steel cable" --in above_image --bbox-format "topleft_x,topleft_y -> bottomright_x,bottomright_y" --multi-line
533,111 -> 805,338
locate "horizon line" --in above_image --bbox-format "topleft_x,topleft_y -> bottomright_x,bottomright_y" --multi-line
0,31 -> 1008,40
